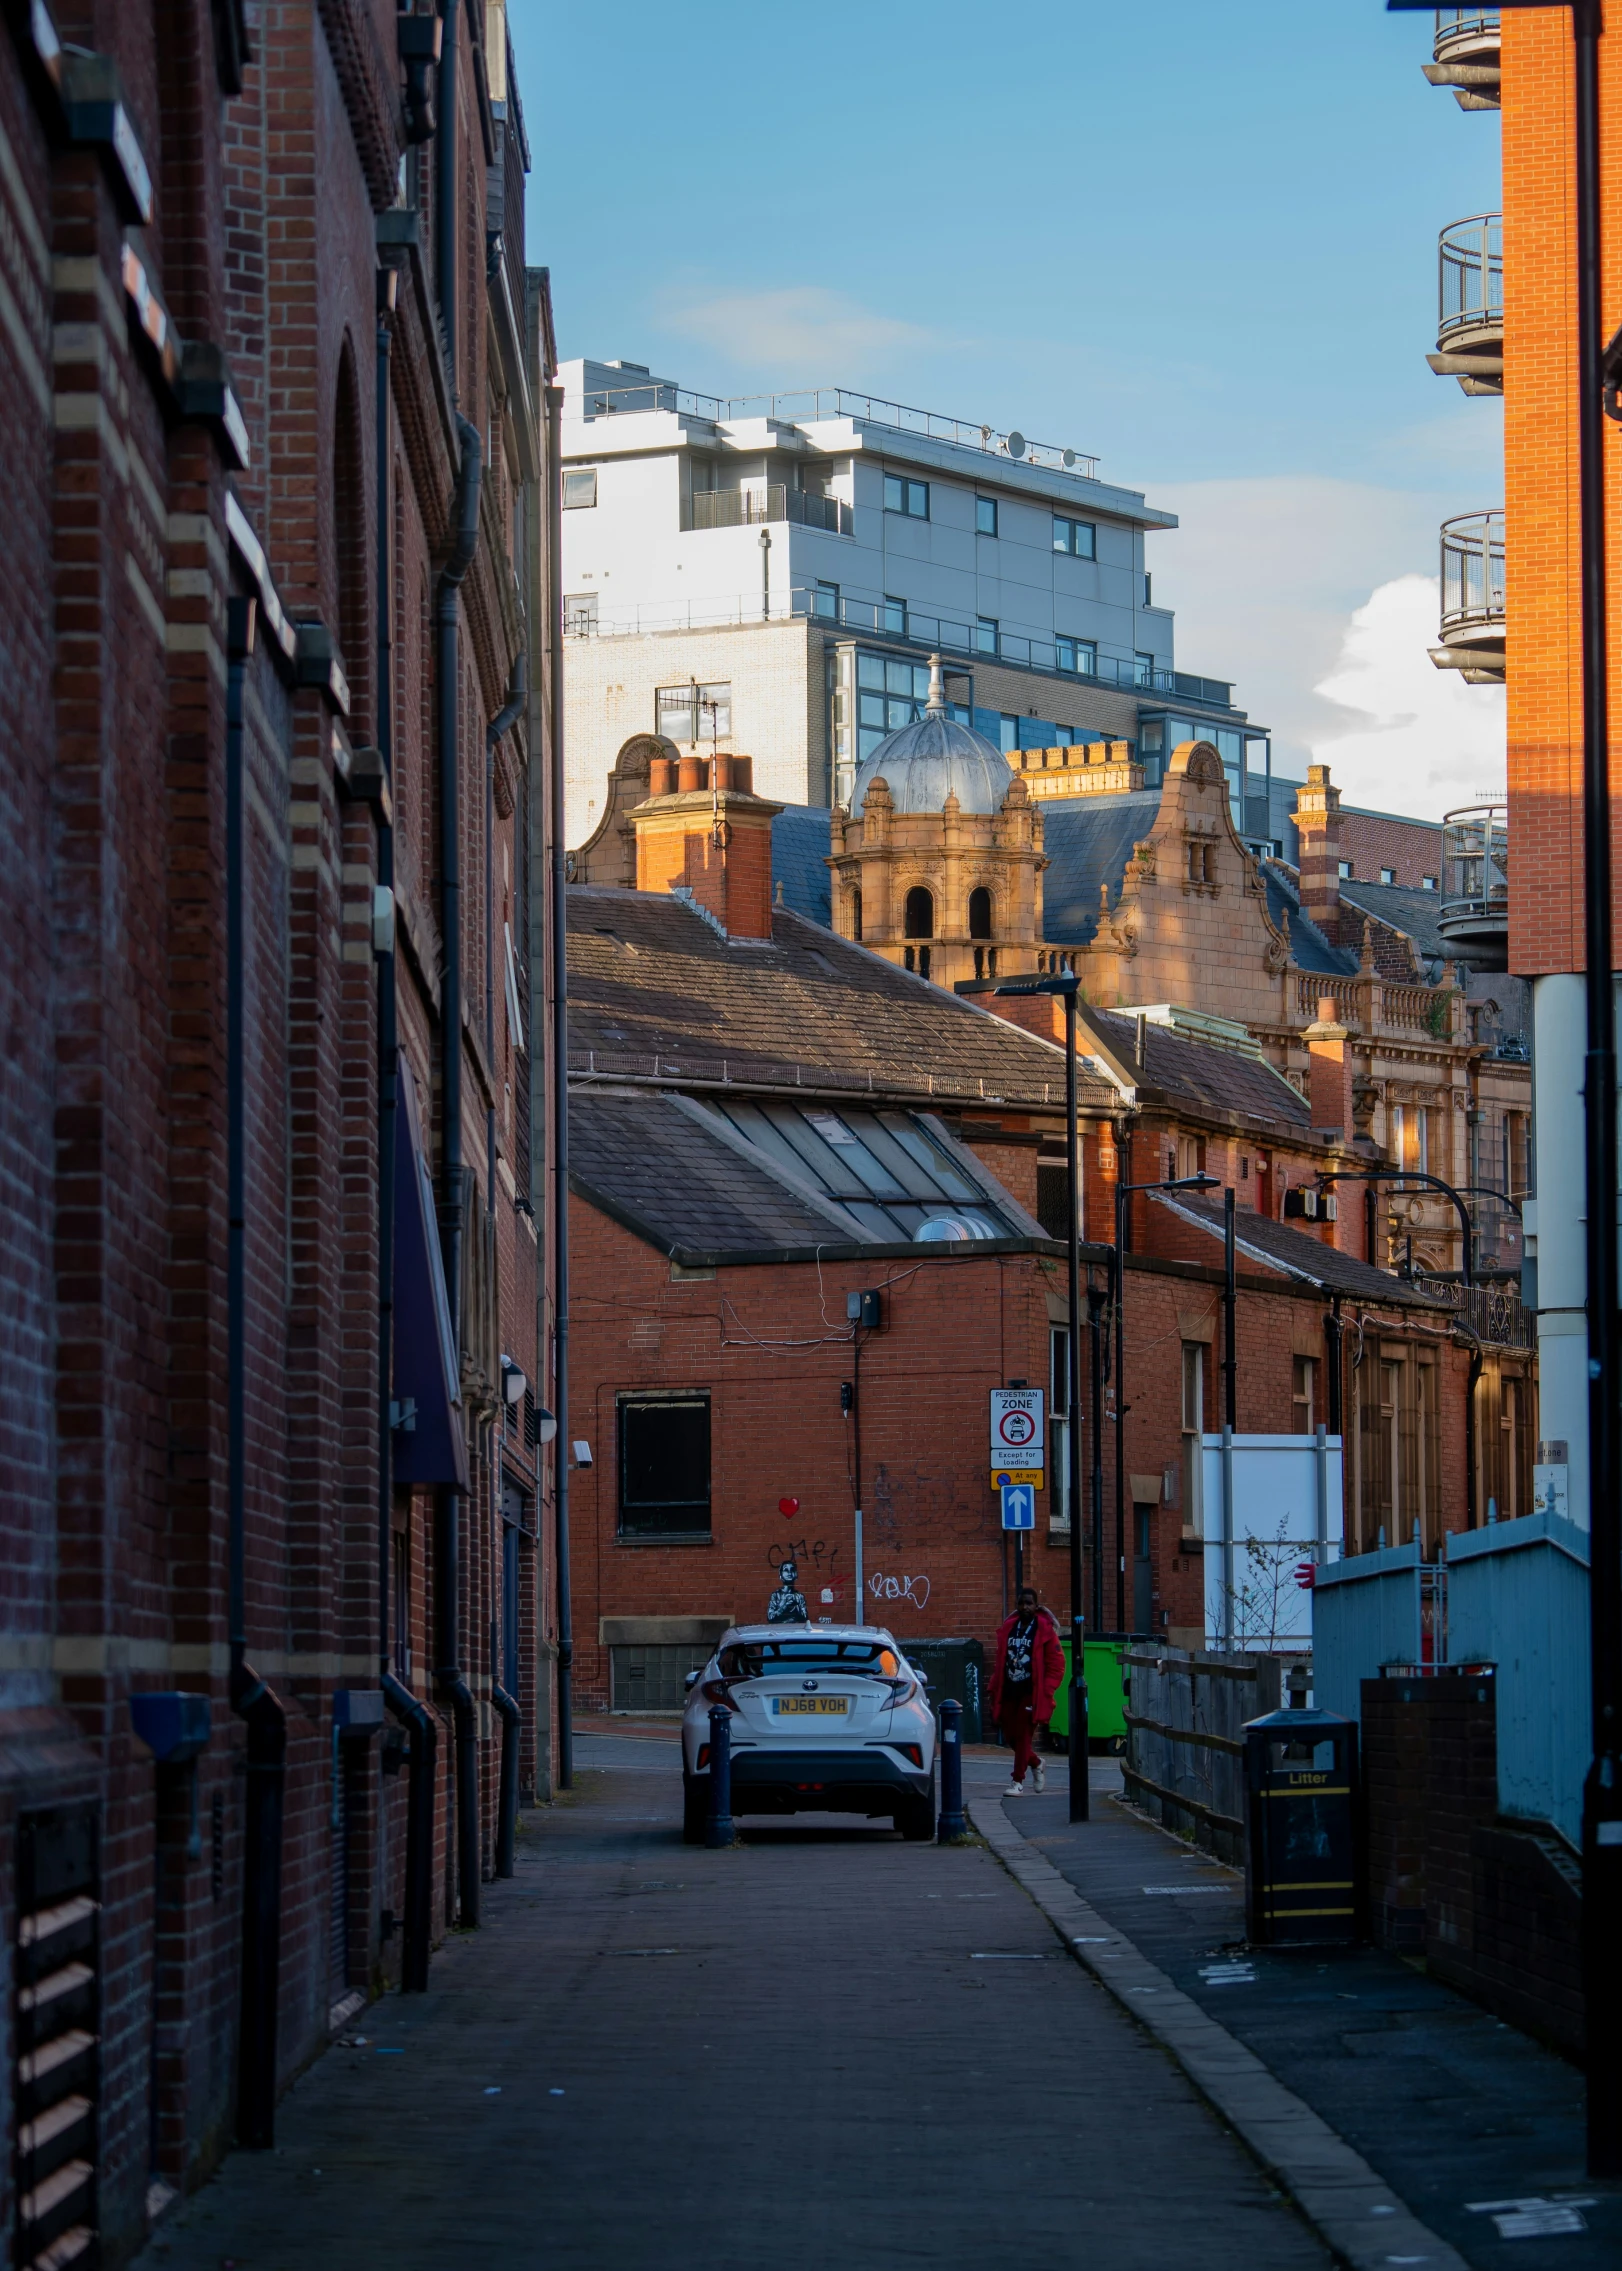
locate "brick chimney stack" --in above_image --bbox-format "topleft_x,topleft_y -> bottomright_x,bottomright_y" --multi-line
1291,764 -> 1343,942
631,755 -> 784,939
1302,994 -> 1355,1138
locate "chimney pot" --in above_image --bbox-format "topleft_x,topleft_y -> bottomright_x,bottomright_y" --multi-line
648,754 -> 677,796
677,753 -> 706,794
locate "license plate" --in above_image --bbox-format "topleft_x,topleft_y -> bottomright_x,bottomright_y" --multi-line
772,1697 -> 849,1716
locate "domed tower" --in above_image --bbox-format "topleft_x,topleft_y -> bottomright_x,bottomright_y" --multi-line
828,656 -> 1046,986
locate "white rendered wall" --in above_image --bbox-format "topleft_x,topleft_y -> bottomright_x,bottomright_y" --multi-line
1529,972 -> 1592,1528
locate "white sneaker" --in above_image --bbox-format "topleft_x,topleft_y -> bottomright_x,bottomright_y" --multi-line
1031,1758 -> 1047,1794
1004,1781 -> 1024,1797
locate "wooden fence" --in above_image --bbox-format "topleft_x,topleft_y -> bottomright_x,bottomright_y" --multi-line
1122,1649 -> 1282,1864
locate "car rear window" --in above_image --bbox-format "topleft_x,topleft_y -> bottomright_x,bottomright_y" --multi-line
718,1640 -> 901,1681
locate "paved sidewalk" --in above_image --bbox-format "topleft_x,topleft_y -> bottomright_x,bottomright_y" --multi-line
985,1783 -> 1619,2271
137,1742 -> 1330,2271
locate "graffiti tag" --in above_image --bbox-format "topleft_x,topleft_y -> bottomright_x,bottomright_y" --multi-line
867,1571 -> 931,1610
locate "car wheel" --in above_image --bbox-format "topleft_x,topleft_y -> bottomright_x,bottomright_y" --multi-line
895,1795 -> 935,1842
682,1775 -> 708,1845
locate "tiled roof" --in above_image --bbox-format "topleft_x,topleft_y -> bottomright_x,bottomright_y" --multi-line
566,885 -> 1118,1110
1087,1008 -> 1311,1130
1260,863 -> 1358,977
1040,794 -> 1161,947
1337,879 -> 1452,969
1153,1195 -> 1452,1309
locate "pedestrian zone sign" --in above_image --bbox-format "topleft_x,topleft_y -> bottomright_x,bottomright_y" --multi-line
1000,1483 -> 1036,1531
990,1387 -> 1044,1460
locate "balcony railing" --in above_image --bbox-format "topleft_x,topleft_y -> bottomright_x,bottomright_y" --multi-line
1438,802 -> 1509,971
1431,510 -> 1505,683
576,380 -> 1100,482
1291,971 -> 1459,1039
1429,214 -> 1503,395
1425,11 -> 1500,109
684,486 -> 853,535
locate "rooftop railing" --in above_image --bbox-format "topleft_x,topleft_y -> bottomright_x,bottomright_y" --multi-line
575,380 -> 1100,481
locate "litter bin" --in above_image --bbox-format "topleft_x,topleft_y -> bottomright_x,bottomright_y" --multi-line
899,1639 -> 985,1745
1242,1705 -> 1361,1946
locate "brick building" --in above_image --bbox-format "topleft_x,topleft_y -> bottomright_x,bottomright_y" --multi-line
0,4 -> 557,2260
564,779 -> 1489,1697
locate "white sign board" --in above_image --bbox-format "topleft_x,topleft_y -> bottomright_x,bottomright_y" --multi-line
990,1388 -> 1044,1460
1199,1433 -> 1343,1651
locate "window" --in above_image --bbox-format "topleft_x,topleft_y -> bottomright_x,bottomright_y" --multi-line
617,1394 -> 711,1538
1337,859 -> 1354,879
1504,1110 -> 1530,1201
656,681 -> 731,744
813,579 -> 840,621
1187,837 -> 1216,885
1421,874 -> 1438,891
856,650 -> 933,760
1379,867 -> 1396,886
564,592 -> 598,637
1181,1342 -> 1205,1535
1292,1356 -> 1316,1433
562,467 -> 598,509
975,616 -> 998,656
968,886 -> 993,939
1057,636 -> 1097,676
1133,651 -> 1155,687
904,886 -> 934,938
883,595 -> 907,636
883,474 -> 929,518
1143,573 -> 1153,606
850,886 -> 863,942
976,496 -> 998,537
1036,1149 -> 1075,1242
1053,515 -> 1096,558
1050,1324 -> 1072,1524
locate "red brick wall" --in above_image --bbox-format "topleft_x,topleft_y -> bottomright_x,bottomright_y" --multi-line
1337,810 -> 1442,891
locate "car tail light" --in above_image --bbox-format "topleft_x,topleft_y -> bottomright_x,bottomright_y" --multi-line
885,1678 -> 917,1707
698,1678 -> 737,1711
695,1743 -> 710,1771
895,1743 -> 923,1768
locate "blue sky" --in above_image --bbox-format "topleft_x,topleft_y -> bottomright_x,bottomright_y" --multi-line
508,0 -> 1507,813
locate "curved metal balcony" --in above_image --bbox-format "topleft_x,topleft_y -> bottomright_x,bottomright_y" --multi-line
1438,803 -> 1509,971
1427,215 -> 1502,395
1424,11 -> 1500,111
1430,511 -> 1505,684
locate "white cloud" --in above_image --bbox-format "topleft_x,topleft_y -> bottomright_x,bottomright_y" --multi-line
657,285 -> 941,379
1308,575 -> 1504,821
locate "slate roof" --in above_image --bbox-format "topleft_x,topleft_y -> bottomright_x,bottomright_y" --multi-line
1085,1008 -> 1311,1132
771,805 -> 833,927
1153,1195 -> 1452,1310
1040,794 -> 1162,947
570,1088 -> 846,1253
1337,879 -> 1451,971
1259,862 -> 1357,977
566,884 -> 1117,1111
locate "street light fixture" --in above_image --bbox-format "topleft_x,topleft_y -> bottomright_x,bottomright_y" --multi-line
995,970 -> 1090,1820
1389,1 -> 1620,2176
1314,1167 -> 1478,1286
1113,1168 -> 1222,1635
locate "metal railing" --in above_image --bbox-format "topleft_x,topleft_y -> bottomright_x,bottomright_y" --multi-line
1414,1275 -> 1534,1349
574,379 -> 1100,481
1441,803 -> 1508,920
685,486 -> 853,535
1435,10 -> 1499,58
567,1047 -> 1066,1108
1438,213 -> 1503,339
1440,511 -> 1506,632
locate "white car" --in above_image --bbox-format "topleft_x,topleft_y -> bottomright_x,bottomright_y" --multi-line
681,1624 -> 936,1843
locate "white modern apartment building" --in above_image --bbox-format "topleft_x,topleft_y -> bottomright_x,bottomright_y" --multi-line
558,359 -> 1274,854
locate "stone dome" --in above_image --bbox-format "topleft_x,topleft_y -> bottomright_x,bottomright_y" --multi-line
850,655 -> 1012,817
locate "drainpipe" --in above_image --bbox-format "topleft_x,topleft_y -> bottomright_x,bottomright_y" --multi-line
375,273 -> 437,1991
226,595 -> 287,2147
436,0 -> 460,399
437,412 -> 483,1923
546,378 -> 574,1788
485,658 -> 526,1874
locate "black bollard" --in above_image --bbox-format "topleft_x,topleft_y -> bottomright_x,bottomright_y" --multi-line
706,1704 -> 735,1849
937,1697 -> 967,1840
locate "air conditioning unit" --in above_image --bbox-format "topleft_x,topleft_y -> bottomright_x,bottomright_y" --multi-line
1282,1188 -> 1336,1222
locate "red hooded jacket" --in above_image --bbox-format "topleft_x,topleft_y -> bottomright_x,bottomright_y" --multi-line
987,1606 -> 1065,1723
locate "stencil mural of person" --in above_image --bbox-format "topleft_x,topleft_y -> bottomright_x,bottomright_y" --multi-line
987,1585 -> 1064,1796
766,1559 -> 809,1623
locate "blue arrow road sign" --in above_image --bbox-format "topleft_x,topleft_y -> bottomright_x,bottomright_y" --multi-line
1000,1483 -> 1035,1532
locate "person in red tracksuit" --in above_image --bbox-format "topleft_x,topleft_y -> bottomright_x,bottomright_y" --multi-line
988,1587 -> 1065,1796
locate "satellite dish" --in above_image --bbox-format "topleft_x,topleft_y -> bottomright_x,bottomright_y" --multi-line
1062,448 -> 1076,469
1006,430 -> 1026,459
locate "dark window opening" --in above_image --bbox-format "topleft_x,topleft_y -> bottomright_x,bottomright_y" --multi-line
850,887 -> 863,941
918,944 -> 931,980
904,886 -> 934,938
968,886 -> 992,939
618,1394 -> 711,1538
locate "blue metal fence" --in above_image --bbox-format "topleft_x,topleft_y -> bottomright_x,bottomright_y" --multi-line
1312,1543 -> 1427,1718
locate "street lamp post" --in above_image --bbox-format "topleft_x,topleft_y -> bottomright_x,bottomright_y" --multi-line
1113,1168 -> 1223,1636
995,972 -> 1090,1820
1314,1167 -> 1478,1286
1388,0 -> 1621,2176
